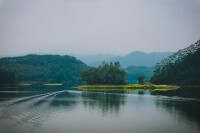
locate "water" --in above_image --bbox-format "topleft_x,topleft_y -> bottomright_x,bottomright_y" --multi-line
0,85 -> 200,133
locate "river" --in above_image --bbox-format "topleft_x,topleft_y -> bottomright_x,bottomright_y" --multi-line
0,85 -> 200,133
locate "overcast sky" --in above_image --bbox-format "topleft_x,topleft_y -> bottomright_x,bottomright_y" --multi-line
0,0 -> 200,56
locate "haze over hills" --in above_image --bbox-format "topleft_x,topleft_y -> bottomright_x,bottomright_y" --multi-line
74,51 -> 173,83
109,51 -> 173,68
75,51 -> 173,68
73,54 -> 115,67
126,66 -> 155,83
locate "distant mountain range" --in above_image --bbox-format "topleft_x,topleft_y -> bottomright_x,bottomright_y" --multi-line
73,54 -> 115,67
75,51 -> 173,68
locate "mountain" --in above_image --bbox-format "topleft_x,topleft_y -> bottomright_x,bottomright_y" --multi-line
151,40 -> 200,85
73,54 -> 115,67
126,66 -> 155,83
0,54 -> 86,86
109,51 -> 173,68
75,51 -> 173,68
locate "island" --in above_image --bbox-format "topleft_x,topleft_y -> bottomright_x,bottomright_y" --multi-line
78,84 -> 179,90
80,61 -> 178,90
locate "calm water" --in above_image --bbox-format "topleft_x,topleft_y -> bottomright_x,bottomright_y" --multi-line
0,85 -> 200,133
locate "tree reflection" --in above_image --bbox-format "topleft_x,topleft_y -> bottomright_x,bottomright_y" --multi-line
155,98 -> 200,128
81,90 -> 127,117
152,87 -> 200,127
150,87 -> 200,98
49,91 -> 78,109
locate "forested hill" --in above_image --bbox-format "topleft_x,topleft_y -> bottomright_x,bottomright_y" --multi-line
150,40 -> 200,85
0,54 -> 86,86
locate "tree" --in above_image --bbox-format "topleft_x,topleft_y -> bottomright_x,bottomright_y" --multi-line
150,40 -> 200,85
0,55 -> 86,87
0,69 -> 16,86
82,62 -> 127,85
137,76 -> 145,84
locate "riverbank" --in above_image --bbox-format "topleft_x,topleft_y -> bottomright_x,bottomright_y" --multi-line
78,84 -> 179,90
0,82 -> 64,88
43,83 -> 63,86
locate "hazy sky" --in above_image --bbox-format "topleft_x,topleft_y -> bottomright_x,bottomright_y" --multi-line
0,0 -> 200,56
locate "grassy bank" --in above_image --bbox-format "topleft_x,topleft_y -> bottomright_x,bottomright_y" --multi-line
17,83 -> 32,86
78,84 -> 179,90
14,82 -> 63,87
43,83 -> 63,86
17,82 -> 63,86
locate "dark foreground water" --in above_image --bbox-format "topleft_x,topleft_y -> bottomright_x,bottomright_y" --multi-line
0,85 -> 200,133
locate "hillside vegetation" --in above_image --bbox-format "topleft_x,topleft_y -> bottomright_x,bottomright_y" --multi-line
0,55 -> 86,86
150,40 -> 200,85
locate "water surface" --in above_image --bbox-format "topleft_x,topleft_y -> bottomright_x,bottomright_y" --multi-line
0,86 -> 200,133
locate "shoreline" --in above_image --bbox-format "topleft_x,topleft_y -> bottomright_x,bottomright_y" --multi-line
78,84 -> 179,90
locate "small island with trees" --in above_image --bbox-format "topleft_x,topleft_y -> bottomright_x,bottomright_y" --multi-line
79,61 -> 178,90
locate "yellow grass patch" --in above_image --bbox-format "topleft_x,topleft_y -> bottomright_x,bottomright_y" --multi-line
43,83 -> 63,86
78,84 -> 179,90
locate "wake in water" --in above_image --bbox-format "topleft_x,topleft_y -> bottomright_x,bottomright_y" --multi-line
0,90 -> 79,133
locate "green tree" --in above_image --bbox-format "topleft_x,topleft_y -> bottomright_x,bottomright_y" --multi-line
137,76 -> 145,84
0,69 -> 16,86
82,62 -> 127,85
0,55 -> 86,87
150,40 -> 200,85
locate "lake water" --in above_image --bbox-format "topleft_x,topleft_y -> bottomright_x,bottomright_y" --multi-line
0,85 -> 200,133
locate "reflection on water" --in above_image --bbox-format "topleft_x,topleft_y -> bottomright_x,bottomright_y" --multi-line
0,84 -> 67,101
49,91 -> 78,109
0,84 -> 66,91
151,87 -> 200,98
82,90 -> 126,117
155,98 -> 200,128
151,87 -> 200,127
0,86 -> 200,133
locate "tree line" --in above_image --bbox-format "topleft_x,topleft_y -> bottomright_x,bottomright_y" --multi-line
150,40 -> 200,85
0,69 -> 15,86
82,61 -> 127,85
0,55 -> 86,86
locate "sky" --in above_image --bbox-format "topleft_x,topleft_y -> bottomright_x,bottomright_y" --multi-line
0,0 -> 200,56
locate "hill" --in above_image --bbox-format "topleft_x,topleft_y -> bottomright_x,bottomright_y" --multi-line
109,51 -> 173,68
126,66 -> 155,83
150,40 -> 200,85
75,51 -> 173,68
0,55 -> 86,86
73,54 -> 115,67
